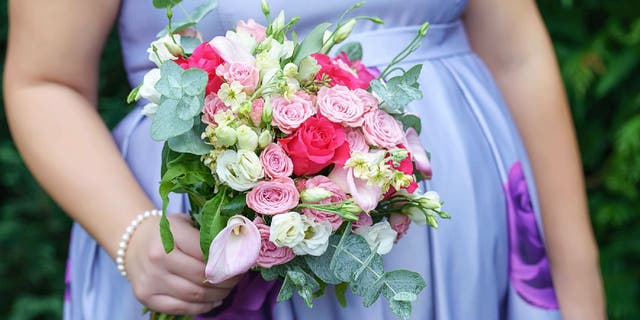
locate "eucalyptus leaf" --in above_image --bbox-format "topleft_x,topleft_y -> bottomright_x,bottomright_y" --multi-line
157,1 -> 219,37
292,22 -> 332,63
337,42 -> 363,61
156,61 -> 184,99
182,68 -> 208,96
151,99 -> 194,141
394,113 -> 422,135
167,123 -> 211,155
277,274 -> 295,302
181,37 -> 202,54
371,64 -> 424,114
388,300 -> 412,320
152,0 -> 182,9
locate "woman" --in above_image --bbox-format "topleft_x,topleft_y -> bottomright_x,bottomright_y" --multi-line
4,0 -> 605,319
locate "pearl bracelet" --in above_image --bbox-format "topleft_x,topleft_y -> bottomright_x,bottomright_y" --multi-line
116,209 -> 162,278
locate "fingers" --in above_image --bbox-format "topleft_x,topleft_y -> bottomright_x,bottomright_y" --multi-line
164,249 -> 207,285
146,294 -> 222,315
162,274 -> 232,303
171,214 -> 205,260
211,274 -> 243,289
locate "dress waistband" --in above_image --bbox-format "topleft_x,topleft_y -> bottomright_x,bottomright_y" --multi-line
347,20 -> 472,67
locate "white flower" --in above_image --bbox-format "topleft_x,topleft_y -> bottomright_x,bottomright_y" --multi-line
403,206 -> 427,225
300,187 -> 333,203
354,221 -> 397,255
147,34 -> 182,67
293,216 -> 332,256
236,125 -> 259,151
258,130 -> 272,148
225,30 -> 257,54
218,82 -> 247,112
138,68 -> 161,104
141,103 -> 159,117
418,191 -> 442,210
216,150 -> 264,191
215,126 -> 237,147
269,212 -> 305,248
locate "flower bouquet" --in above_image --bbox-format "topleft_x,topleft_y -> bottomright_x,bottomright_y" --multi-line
129,0 -> 449,319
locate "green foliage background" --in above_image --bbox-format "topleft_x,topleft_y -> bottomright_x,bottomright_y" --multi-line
0,1 -> 638,319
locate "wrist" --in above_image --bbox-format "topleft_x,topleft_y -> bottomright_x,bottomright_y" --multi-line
116,209 -> 162,278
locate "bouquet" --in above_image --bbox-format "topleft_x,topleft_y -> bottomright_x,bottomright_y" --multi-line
129,1 -> 449,319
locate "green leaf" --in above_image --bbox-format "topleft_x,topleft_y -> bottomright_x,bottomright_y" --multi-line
388,300 -> 412,320
338,42 -> 363,61
292,22 -> 332,63
159,213 -> 175,253
372,65 -> 423,114
394,113 -> 422,135
304,236 -> 342,284
277,273 -> 295,302
380,270 -> 426,318
199,187 -> 229,261
329,233 -> 375,282
182,68 -> 208,97
393,292 -> 418,302
334,282 -> 348,308
157,1 -> 219,37
221,193 -> 247,216
180,37 -> 202,54
167,123 -> 211,155
152,0 -> 182,9
151,99 -> 195,141
127,84 -> 141,104
156,61 -> 184,99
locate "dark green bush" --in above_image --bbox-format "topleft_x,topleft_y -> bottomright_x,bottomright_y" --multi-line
0,1 -> 638,318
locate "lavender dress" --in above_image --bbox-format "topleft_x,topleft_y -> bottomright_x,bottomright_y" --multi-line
64,0 -> 562,319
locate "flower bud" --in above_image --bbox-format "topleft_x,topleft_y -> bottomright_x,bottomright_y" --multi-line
297,56 -> 321,82
403,206 -> 426,225
322,30 -> 332,44
236,125 -> 259,151
418,22 -> 430,37
272,11 -> 285,33
300,187 -> 333,203
283,62 -> 298,78
417,191 -> 442,210
261,98 -> 273,124
334,19 -> 356,44
261,0 -> 270,16
215,126 -> 237,147
258,130 -> 273,148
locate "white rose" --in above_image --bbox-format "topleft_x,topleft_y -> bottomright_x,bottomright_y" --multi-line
354,221 -> 397,255
147,34 -> 182,67
138,68 -> 161,104
269,212 -> 305,248
216,150 -> 264,191
293,216 -> 332,256
236,125 -> 259,151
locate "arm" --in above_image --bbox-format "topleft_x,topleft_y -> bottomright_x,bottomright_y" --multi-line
4,0 -> 233,314
464,1 -> 605,318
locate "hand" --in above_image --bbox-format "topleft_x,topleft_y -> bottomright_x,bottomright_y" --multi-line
125,214 -> 241,315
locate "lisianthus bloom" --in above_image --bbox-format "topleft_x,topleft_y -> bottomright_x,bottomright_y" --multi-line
253,217 -> 295,268
312,52 -> 376,90
205,215 -> 261,284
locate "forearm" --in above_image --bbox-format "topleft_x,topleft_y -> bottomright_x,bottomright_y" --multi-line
481,27 -> 606,320
5,81 -> 154,259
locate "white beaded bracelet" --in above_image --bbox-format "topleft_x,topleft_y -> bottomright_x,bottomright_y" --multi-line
116,209 -> 163,278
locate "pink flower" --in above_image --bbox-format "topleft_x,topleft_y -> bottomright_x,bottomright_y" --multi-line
362,109 -> 405,149
253,217 -> 295,268
329,166 -> 382,213
317,85 -> 366,127
260,143 -> 294,179
246,177 -> 300,215
312,52 -> 375,90
236,19 -> 267,42
345,128 -> 369,153
201,93 -> 230,125
354,89 -> 379,113
216,62 -> 259,93
271,93 -> 316,134
302,176 -> 346,231
352,212 -> 373,232
279,116 -> 351,176
175,43 -> 224,95
404,128 -> 432,179
389,213 -> 411,242
250,98 -> 265,126
205,215 -> 260,284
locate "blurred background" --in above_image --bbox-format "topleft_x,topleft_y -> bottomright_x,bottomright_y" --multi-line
1,0 -> 639,319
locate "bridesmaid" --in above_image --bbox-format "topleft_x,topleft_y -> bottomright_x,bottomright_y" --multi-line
4,0 -> 605,319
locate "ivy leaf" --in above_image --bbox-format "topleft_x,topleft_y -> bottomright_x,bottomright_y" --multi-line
199,186 -> 229,261
152,0 -> 182,9
371,65 -> 423,114
394,113 -> 422,135
292,22 -> 332,63
338,42 -> 363,61
167,122 -> 211,155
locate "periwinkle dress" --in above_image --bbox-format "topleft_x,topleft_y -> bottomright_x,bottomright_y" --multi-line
64,0 -> 562,319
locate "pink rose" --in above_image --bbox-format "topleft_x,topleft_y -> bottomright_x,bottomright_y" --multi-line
250,98 -> 265,127
253,217 -> 295,268
354,89 -> 379,113
351,212 -> 373,232
389,213 -> 411,242
260,143 -> 294,179
246,177 -> 300,215
271,93 -> 316,134
201,93 -> 230,125
302,176 -> 346,231
362,109 -> 405,149
236,19 -> 267,42
317,85 -> 366,127
345,128 -> 369,153
216,62 -> 259,93
279,115 -> 351,176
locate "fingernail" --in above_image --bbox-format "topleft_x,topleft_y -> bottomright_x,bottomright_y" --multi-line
213,300 -> 223,308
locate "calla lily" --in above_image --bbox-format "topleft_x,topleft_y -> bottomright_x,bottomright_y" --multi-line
209,36 -> 255,64
329,166 -> 382,213
205,215 -> 261,284
405,128 -> 432,179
